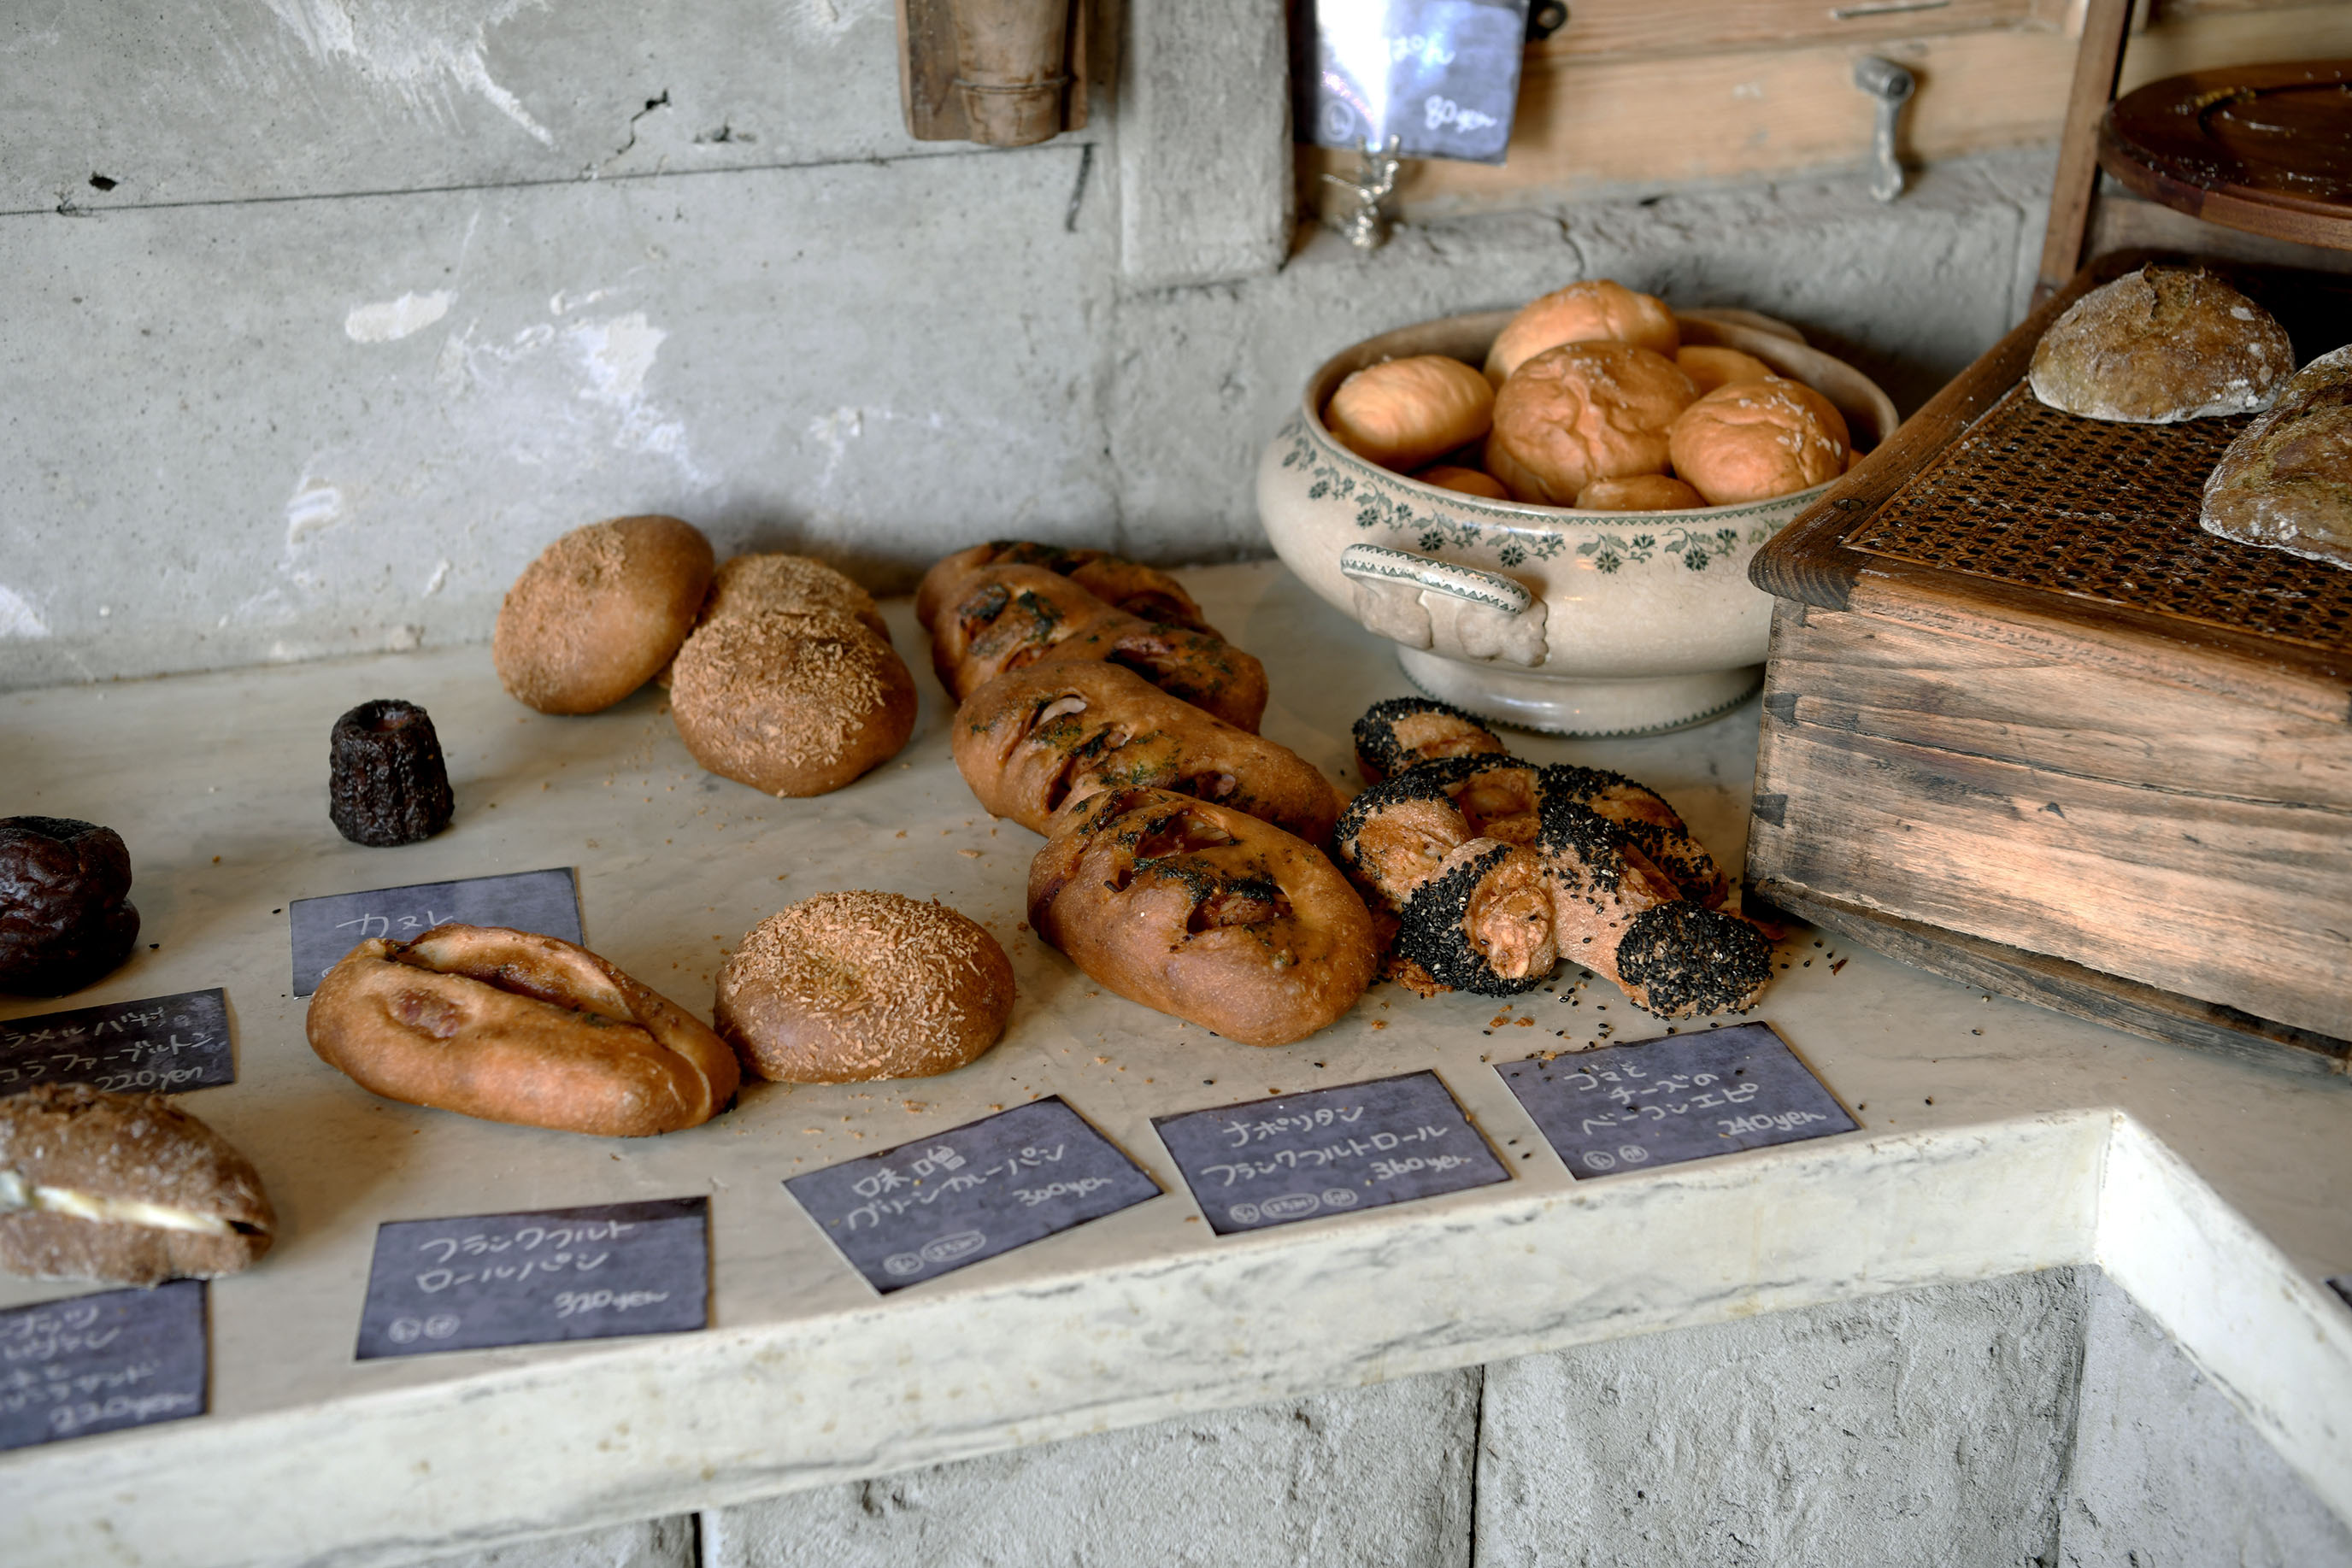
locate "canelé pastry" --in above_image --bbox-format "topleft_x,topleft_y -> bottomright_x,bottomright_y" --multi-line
667,608 -> 918,797
927,564 -> 1267,731
1667,379 -> 1845,506
0,816 -> 139,996
1323,355 -> 1496,472
493,515 -> 715,714
329,699 -> 455,847
1485,280 -> 1680,385
1029,789 -> 1377,1047
1675,345 -> 1774,396
1574,474 -> 1708,512
954,661 -> 1340,843
1352,696 -> 1507,785
0,1083 -> 274,1286
714,892 -> 1014,1083
1485,343 -> 1697,506
2029,267 -> 2292,424
1416,465 -> 1511,499
306,924 -> 739,1136
700,553 -> 891,644
2201,345 -> 2352,571
917,542 -> 1219,637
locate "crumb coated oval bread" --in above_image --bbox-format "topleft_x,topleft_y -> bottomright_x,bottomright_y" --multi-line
670,608 -> 917,796
1029,788 -> 1376,1047
714,892 -> 1014,1083
0,815 -> 139,997
1324,355 -> 1496,472
1352,696 -> 1506,785
305,924 -> 740,1136
702,553 -> 891,645
494,515 -> 715,714
1667,378 -> 1846,506
2030,266 -> 2292,424
917,541 -> 1219,637
1485,343 -> 1697,506
1574,474 -> 1708,512
0,1082 -> 275,1286
954,661 -> 1340,843
1485,279 -> 1679,385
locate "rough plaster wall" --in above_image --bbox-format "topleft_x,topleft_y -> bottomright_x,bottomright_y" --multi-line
2056,1272 -> 2352,1568
1473,1268 -> 2089,1567
701,1367 -> 1479,1568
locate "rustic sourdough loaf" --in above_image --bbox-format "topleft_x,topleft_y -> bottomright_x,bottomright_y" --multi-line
2028,267 -> 2292,424
2201,344 -> 2352,570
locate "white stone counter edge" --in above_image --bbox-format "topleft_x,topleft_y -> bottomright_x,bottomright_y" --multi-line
6,1109 -> 2345,1566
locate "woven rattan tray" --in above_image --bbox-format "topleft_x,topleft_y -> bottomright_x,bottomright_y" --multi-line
1755,250 -> 2352,693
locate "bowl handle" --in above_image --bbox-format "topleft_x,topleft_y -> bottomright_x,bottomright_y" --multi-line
1338,544 -> 1532,614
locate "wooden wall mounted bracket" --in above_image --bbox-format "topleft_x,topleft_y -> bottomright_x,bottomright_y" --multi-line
898,0 -> 1089,147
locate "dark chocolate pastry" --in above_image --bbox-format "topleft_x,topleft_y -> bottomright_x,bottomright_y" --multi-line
0,816 -> 140,996
329,699 -> 455,847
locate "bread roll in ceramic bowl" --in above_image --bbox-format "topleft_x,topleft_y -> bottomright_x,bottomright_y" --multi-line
1258,308 -> 1896,736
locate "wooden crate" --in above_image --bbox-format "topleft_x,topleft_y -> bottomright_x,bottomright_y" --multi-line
1745,250 -> 2352,1075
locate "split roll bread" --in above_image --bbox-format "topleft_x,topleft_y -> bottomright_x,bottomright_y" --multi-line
2201,345 -> 2352,571
306,924 -> 740,1136
495,515 -> 715,714
1485,343 -> 1698,506
918,541 -> 1220,637
1485,279 -> 1679,385
1418,465 -> 1511,500
1335,757 -> 1765,1015
954,661 -> 1340,843
1667,379 -> 1849,507
669,605 -> 918,796
2029,266 -> 2291,423
1029,789 -> 1378,1047
1576,474 -> 1708,513
1,1083 -> 274,1286
714,892 -> 1014,1083
926,562 -> 1268,731
1323,355 -> 1496,472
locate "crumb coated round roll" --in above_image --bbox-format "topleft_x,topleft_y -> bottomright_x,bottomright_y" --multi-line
1324,355 -> 1496,472
702,553 -> 891,645
1485,280 -> 1679,385
495,515 -> 715,714
1029,788 -> 1375,1047
714,892 -> 1014,1083
669,608 -> 917,796
1485,343 -> 1697,507
306,924 -> 739,1136
1667,378 -> 1847,505
0,816 -> 139,997
1352,696 -> 1507,785
1574,474 -> 1708,512
328,698 -> 455,848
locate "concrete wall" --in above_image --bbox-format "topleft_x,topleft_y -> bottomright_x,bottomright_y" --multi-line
402,1268 -> 2349,1568
0,0 -> 2057,690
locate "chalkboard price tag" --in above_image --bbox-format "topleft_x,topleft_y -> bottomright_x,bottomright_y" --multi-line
1153,1070 -> 1508,1236
0,989 -> 233,1096
1497,1021 -> 1856,1179
1295,0 -> 1531,164
0,1279 -> 208,1452
289,867 -> 583,996
355,1196 -> 708,1360
785,1098 -> 1160,1294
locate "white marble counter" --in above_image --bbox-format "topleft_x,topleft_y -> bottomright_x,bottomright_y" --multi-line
2,562 -> 2345,1566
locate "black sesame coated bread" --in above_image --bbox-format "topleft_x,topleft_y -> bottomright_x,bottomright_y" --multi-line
1612,903 -> 1774,1019
1392,840 -> 1559,995
1350,696 -> 1508,784
0,816 -> 140,996
328,699 -> 456,847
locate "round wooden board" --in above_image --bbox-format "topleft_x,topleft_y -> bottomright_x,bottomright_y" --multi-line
2098,59 -> 2352,251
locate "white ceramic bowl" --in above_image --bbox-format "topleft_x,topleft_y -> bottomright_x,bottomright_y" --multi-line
1257,308 -> 1899,736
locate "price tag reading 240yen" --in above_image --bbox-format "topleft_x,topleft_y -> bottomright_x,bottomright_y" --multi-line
355,1196 -> 708,1360
1496,1021 -> 1856,1179
1153,1070 -> 1509,1236
784,1098 -> 1160,1294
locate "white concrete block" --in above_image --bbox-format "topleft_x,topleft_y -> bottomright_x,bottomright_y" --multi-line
703,1369 -> 1477,1568
1473,1270 -> 2089,1567
397,1517 -> 696,1568
2058,1272 -> 2352,1567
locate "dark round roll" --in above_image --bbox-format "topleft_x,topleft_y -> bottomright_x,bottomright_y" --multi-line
329,699 -> 455,847
0,816 -> 139,996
